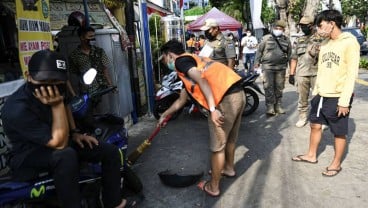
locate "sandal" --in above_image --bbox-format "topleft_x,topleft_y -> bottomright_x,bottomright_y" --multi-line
208,169 -> 236,178
322,167 -> 342,177
197,180 -> 220,197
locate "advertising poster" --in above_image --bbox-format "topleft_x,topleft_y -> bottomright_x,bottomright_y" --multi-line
15,0 -> 52,73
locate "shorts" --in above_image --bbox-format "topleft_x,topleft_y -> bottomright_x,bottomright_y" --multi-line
309,95 -> 352,136
208,90 -> 245,152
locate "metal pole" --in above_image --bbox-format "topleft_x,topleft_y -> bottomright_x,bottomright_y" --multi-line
154,16 -> 161,82
139,0 -> 155,114
83,0 -> 90,26
125,0 -> 141,122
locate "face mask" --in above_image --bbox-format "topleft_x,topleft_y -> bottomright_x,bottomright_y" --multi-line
89,40 -> 97,46
301,25 -> 312,35
85,38 -> 96,46
27,83 -> 67,96
167,59 -> 175,71
272,29 -> 283,37
204,30 -> 215,41
317,23 -> 333,38
53,41 -> 59,48
55,83 -> 67,96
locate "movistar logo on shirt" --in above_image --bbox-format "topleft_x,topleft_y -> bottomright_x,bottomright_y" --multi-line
321,52 -> 340,67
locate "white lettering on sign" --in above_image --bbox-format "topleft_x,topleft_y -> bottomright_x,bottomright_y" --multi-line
19,18 -> 50,32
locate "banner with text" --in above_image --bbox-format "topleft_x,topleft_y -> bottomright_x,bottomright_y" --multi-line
16,0 -> 52,73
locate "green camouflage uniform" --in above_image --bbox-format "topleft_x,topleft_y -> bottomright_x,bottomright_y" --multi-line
255,34 -> 292,107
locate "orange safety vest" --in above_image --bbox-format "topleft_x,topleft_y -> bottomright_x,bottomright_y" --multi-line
177,54 -> 241,110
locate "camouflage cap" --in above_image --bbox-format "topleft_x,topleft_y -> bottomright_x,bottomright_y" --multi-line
274,20 -> 287,28
299,16 -> 314,25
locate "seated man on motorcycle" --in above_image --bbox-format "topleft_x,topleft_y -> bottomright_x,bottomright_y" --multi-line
1,50 -> 134,208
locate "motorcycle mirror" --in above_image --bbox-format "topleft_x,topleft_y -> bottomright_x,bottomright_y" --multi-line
83,68 -> 97,85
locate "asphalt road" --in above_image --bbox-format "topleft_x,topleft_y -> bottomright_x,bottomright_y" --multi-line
127,69 -> 368,208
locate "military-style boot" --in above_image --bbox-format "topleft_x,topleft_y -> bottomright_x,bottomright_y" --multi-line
296,112 -> 308,127
266,104 -> 276,116
274,103 -> 285,114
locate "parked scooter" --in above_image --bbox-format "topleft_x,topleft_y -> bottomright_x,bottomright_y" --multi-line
238,71 -> 264,116
153,71 -> 207,120
153,71 -> 183,120
0,69 -> 142,207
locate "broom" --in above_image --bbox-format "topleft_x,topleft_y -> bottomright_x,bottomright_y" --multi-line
127,115 -> 171,165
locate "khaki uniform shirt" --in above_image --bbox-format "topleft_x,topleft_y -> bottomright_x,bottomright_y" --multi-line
205,33 -> 236,65
291,34 -> 324,77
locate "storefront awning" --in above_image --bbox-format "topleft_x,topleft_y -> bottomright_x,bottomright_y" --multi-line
146,1 -> 172,16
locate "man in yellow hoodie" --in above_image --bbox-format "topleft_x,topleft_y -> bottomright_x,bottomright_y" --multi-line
292,10 -> 360,177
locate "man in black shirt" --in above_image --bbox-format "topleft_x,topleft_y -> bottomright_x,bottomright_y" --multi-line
2,50 -> 132,208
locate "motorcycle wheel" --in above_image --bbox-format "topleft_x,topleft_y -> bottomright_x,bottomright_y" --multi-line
123,166 -> 143,194
243,88 -> 259,116
153,94 -> 183,120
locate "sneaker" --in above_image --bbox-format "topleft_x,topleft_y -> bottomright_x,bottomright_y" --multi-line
295,119 -> 307,127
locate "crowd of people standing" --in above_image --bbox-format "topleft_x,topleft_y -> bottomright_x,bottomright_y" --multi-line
162,8 -> 359,197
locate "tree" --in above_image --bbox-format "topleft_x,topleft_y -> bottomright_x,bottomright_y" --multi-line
261,0 -> 276,26
209,0 -> 222,8
221,0 -> 244,23
341,0 -> 368,24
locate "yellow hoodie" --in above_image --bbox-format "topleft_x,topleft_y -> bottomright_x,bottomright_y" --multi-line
313,32 -> 360,107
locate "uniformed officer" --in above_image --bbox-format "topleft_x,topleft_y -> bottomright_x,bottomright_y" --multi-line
254,20 -> 292,116
200,18 -> 236,69
289,16 -> 324,127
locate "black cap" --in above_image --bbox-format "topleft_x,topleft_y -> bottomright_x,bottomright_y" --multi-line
28,50 -> 68,81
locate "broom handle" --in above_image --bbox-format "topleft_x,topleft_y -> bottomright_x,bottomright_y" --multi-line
147,115 -> 171,142
127,115 -> 171,165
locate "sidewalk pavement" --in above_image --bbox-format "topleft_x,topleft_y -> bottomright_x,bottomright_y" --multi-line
126,69 -> 368,208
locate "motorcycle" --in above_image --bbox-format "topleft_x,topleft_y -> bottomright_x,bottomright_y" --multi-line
0,69 -> 142,207
238,71 -> 264,116
153,71 -> 208,120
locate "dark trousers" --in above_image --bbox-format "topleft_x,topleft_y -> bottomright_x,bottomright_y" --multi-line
15,142 -> 122,208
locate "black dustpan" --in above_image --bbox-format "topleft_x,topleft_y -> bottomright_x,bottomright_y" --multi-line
158,169 -> 204,188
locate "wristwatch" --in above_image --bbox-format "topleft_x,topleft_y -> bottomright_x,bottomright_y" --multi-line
70,128 -> 81,135
209,106 -> 216,112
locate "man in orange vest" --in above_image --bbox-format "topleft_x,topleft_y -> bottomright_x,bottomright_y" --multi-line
186,34 -> 196,53
158,39 -> 245,197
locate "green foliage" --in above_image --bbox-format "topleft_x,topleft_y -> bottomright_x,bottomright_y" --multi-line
288,0 -> 305,21
184,6 -> 211,16
360,58 -> 368,69
221,0 -> 244,23
209,0 -> 222,8
261,0 -> 276,24
341,0 -> 368,22
148,14 -> 164,71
